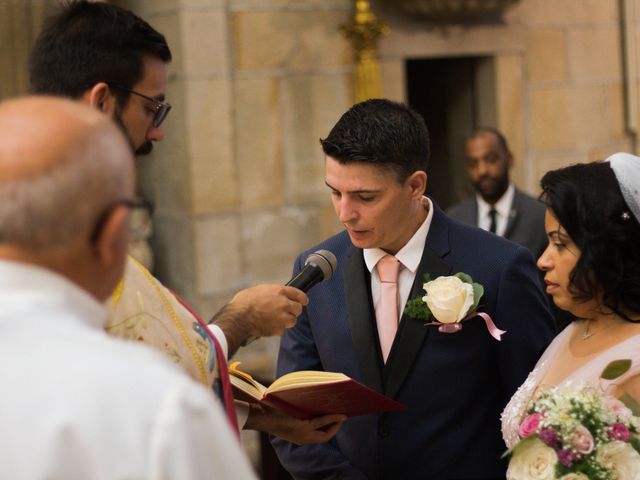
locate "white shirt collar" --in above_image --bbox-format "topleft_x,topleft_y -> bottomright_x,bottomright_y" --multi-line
363,196 -> 434,273
476,183 -> 515,219
0,259 -> 107,330
476,184 -> 515,236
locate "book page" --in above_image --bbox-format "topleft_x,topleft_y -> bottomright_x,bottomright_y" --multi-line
269,370 -> 348,393
229,362 -> 267,400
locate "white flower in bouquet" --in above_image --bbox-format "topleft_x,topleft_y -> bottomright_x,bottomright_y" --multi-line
603,397 -> 633,420
559,474 -> 589,480
422,276 -> 474,324
596,441 -> 640,480
507,438 -> 557,480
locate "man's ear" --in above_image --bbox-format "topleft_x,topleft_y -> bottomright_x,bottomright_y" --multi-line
406,171 -> 428,198
81,83 -> 118,117
92,205 -> 129,267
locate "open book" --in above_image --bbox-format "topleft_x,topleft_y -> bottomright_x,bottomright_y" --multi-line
228,362 -> 406,420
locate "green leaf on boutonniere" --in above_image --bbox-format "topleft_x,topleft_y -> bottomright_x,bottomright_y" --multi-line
455,272 -> 473,284
600,359 -> 632,380
404,273 -> 432,321
454,272 -> 484,313
404,296 -> 432,321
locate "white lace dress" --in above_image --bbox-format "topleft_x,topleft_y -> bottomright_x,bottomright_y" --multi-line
501,322 -> 640,448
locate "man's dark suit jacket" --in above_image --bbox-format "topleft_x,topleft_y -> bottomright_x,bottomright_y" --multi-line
447,188 -> 547,259
272,202 -> 555,480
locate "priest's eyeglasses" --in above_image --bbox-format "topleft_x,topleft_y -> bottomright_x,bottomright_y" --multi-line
109,84 -> 172,128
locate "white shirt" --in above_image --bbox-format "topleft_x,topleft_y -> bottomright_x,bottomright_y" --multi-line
0,260 -> 256,480
364,197 -> 434,321
476,183 -> 515,237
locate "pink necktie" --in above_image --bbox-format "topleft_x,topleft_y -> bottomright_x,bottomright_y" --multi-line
375,255 -> 400,363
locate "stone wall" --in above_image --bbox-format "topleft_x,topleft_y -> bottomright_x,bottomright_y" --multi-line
116,0 -> 353,379
376,0 -> 636,192
113,0 -> 640,382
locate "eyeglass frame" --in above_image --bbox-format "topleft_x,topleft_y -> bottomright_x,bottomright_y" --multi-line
108,83 -> 171,128
90,198 -> 155,244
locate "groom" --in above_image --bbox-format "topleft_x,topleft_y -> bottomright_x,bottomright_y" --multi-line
272,99 -> 556,479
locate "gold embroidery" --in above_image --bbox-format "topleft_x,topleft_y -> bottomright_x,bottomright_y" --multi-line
112,278 -> 125,307
136,290 -> 145,313
128,256 -> 209,384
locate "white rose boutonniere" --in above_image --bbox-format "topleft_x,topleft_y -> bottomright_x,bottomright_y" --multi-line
423,275 -> 475,324
405,272 -> 506,340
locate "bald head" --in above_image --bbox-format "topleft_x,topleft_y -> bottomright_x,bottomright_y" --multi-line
0,96 -> 134,249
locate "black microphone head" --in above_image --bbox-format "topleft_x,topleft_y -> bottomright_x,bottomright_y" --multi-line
304,250 -> 337,281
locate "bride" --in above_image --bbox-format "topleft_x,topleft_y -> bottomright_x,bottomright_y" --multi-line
501,152 -> 640,449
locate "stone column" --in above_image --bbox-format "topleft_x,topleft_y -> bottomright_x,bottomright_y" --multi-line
0,1 -> 55,101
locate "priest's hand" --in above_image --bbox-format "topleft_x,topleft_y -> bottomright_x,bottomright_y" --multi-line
210,285 -> 308,356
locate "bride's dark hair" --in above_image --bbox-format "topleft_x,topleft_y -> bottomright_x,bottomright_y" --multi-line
540,161 -> 640,322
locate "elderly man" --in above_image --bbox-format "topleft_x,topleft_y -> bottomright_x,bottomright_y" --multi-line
0,96 -> 257,479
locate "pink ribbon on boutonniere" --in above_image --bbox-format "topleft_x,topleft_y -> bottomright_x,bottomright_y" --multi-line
425,311 -> 507,341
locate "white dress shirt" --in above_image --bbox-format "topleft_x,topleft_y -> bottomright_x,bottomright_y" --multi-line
476,184 -> 515,237
364,197 -> 434,321
0,260 -> 256,480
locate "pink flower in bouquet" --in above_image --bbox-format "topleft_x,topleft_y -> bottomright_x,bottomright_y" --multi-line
518,413 -> 543,438
571,426 -> 594,454
538,428 -> 560,449
604,397 -> 633,420
609,422 -> 630,442
557,449 -> 578,468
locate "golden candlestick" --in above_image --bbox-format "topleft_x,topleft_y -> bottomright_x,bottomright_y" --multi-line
341,0 -> 389,102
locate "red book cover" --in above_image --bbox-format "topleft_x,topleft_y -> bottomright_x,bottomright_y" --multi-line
229,363 -> 406,420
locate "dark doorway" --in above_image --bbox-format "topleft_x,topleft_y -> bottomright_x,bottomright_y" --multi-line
407,56 -> 496,209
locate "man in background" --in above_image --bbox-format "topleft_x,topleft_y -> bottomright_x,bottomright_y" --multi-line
447,127 -> 547,259
28,0 -> 344,443
448,128 -> 571,329
0,96 -> 256,479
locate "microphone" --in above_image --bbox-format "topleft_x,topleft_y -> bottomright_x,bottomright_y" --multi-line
286,250 -> 337,292
241,250 -> 337,346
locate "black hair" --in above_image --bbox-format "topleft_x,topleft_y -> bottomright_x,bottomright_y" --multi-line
540,161 -> 640,322
467,127 -> 511,156
320,98 -> 430,183
28,0 -> 171,108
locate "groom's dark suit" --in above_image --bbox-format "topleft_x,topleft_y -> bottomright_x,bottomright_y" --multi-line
273,202 -> 555,479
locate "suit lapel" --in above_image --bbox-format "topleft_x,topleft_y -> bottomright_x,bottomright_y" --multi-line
383,203 -> 453,398
504,190 -> 521,239
344,249 -> 384,393
471,198 -> 479,226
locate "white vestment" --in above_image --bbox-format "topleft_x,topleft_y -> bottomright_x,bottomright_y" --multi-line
0,260 -> 256,480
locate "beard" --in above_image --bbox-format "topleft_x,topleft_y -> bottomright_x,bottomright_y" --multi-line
113,109 -> 153,157
473,170 -> 510,204
134,141 -> 153,156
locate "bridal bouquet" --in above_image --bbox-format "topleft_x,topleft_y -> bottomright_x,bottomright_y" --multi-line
507,383 -> 640,480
